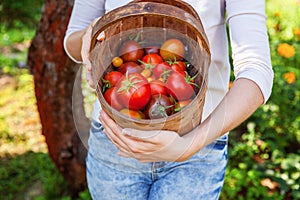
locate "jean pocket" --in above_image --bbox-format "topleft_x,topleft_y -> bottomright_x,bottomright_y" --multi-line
90,120 -> 105,137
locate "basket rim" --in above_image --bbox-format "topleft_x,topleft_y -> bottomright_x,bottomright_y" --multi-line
131,0 -> 201,21
90,1 -> 210,57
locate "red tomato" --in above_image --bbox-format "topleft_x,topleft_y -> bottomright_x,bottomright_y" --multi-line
165,72 -> 195,101
153,62 -> 172,80
141,54 -> 163,65
160,38 -> 185,61
144,94 -> 174,119
175,70 -> 187,77
120,109 -> 145,119
150,80 -> 168,96
116,73 -> 151,110
103,87 -> 124,111
119,40 -> 144,62
118,62 -> 142,74
171,61 -> 186,72
103,71 -> 124,88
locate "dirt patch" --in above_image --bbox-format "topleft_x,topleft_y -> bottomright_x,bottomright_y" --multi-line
0,75 -> 17,89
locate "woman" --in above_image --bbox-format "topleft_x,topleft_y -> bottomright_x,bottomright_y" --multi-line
64,0 -> 273,199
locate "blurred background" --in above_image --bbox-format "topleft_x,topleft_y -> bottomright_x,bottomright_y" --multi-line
0,0 -> 299,199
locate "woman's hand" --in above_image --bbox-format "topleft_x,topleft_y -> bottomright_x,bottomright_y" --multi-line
99,110 -> 202,162
81,17 -> 105,88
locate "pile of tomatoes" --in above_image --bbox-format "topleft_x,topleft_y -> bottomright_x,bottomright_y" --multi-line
101,37 -> 198,119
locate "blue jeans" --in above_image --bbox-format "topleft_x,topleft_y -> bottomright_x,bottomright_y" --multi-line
86,120 -> 228,200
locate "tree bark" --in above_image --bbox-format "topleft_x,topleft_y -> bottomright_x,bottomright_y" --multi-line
27,0 -> 89,195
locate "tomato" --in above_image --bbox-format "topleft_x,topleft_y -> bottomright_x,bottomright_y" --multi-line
139,54 -> 163,72
144,94 -> 174,119
140,69 -> 152,78
103,71 -> 124,89
175,69 -> 187,77
147,76 -> 156,82
174,99 -> 192,112
118,62 -> 142,74
153,62 -> 172,80
144,46 -> 160,55
160,39 -> 185,61
177,61 -> 187,70
119,40 -> 144,62
120,108 -> 145,119
165,72 -> 195,101
157,77 -> 165,82
150,80 -> 168,96
141,54 -> 163,65
112,57 -> 123,67
116,73 -> 151,110
103,87 -> 124,111
171,61 -> 186,72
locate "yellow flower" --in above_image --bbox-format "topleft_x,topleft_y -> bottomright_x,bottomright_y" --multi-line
283,72 -> 296,84
277,43 -> 296,58
274,11 -> 281,17
294,28 -> 300,39
296,0 -> 300,5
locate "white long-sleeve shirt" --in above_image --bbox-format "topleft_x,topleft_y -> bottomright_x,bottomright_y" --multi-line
64,0 -> 273,121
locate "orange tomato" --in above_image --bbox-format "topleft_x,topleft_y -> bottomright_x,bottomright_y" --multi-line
160,39 -> 185,61
112,57 -> 123,67
120,109 -> 145,119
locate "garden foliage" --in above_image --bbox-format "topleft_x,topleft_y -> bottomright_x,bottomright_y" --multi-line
221,0 -> 300,199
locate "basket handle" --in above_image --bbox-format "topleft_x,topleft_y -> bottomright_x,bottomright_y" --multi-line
90,2 -> 210,55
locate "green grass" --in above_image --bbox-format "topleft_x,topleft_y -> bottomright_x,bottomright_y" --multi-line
0,152 -> 68,200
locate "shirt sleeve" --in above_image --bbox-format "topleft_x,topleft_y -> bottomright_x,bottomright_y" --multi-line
226,0 -> 274,103
63,0 -> 106,63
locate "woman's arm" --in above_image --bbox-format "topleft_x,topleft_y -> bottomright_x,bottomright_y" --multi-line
65,30 -> 87,62
226,0 -> 274,104
63,0 -> 106,87
63,0 -> 105,63
188,0 -> 274,149
183,78 -> 264,157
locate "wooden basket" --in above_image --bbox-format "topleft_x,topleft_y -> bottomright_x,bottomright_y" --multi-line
89,0 -> 211,135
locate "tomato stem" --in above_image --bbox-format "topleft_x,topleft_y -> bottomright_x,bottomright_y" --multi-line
138,59 -> 155,70
151,95 -> 174,118
185,71 -> 199,88
101,78 -> 111,92
166,56 -> 178,66
160,69 -> 173,82
117,72 -> 143,93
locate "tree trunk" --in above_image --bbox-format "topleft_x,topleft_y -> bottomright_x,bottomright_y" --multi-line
27,0 -> 89,195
